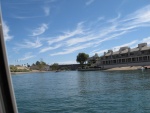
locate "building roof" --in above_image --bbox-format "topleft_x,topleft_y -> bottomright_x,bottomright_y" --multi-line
100,43 -> 150,57
141,46 -> 150,51
130,48 -> 139,52
113,51 -> 119,55
105,52 -> 111,56
120,49 -> 128,54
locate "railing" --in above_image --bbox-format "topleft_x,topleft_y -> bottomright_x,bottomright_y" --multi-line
100,55 -> 150,65
103,54 -> 150,60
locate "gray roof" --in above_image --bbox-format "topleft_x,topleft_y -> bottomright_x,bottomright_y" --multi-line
120,49 -> 128,54
88,56 -> 99,60
105,52 -> 111,56
130,48 -> 139,52
113,51 -> 119,55
141,46 -> 150,51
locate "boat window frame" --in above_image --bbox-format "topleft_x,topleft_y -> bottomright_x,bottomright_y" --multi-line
0,10 -> 18,113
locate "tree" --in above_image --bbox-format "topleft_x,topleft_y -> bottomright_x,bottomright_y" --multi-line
51,63 -> 59,70
76,53 -> 89,66
27,63 -> 30,67
32,63 -> 35,66
35,60 -> 47,71
10,65 -> 17,72
39,61 -> 46,71
41,61 -> 46,65
36,61 -> 40,65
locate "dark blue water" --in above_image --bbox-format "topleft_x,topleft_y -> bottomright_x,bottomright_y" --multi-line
12,70 -> 150,113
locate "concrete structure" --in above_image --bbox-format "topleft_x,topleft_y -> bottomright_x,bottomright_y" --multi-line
58,64 -> 82,70
88,43 -> 150,69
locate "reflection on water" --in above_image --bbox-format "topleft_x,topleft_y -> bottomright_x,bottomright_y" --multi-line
12,70 -> 150,113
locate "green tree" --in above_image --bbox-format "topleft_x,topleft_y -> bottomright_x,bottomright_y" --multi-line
31,63 -> 34,66
36,61 -> 40,65
76,53 -> 89,68
51,63 -> 59,70
39,61 -> 46,71
10,65 -> 17,72
35,60 -> 47,71
41,61 -> 46,65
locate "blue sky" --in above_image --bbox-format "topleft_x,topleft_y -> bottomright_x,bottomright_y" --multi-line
1,0 -> 150,65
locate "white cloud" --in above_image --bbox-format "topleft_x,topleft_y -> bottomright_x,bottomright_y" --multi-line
50,42 -> 93,56
39,44 -> 62,53
49,22 -> 136,56
12,15 -> 43,19
30,23 -> 48,36
98,16 -> 105,21
18,52 -> 35,61
2,22 -> 13,41
48,22 -> 84,45
117,5 -> 150,29
48,5 -> 150,56
94,31 -> 129,46
16,38 -> 42,49
86,0 -> 95,6
107,13 -> 121,23
92,40 -> 138,56
112,40 -> 138,51
43,6 -> 50,16
142,37 -> 150,45
13,5 -> 150,58
93,49 -> 108,55
57,60 -> 77,65
66,35 -> 94,46
126,5 -> 150,23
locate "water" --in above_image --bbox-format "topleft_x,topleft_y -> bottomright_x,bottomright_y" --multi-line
12,70 -> 150,113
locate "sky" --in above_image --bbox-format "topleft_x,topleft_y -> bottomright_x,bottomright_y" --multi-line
1,0 -> 150,65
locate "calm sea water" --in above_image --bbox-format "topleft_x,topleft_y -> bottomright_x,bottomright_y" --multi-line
12,70 -> 150,113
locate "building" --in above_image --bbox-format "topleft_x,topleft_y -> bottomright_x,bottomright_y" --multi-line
89,43 -> 150,69
87,53 -> 100,67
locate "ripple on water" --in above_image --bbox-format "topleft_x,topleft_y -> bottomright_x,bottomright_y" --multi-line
12,70 -> 150,113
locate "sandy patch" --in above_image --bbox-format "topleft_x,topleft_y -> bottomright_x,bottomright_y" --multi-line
105,66 -> 143,71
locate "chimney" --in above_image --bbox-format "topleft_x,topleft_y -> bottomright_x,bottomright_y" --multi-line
138,43 -> 147,51
108,50 -> 113,55
104,52 -> 106,56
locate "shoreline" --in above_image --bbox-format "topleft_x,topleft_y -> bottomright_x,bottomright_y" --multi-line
11,66 -> 145,74
104,66 -> 143,71
11,70 -> 50,75
78,66 -> 144,71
